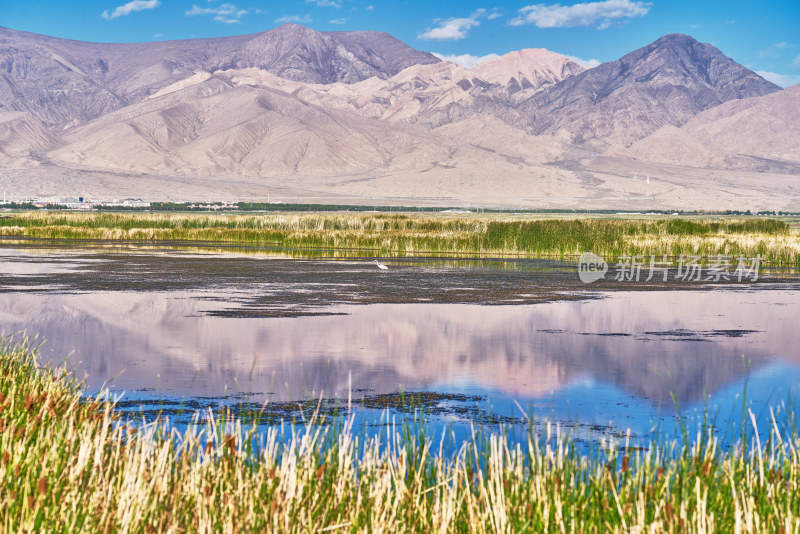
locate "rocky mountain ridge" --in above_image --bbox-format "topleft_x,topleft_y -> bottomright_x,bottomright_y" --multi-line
0,25 -> 795,209
0,23 -> 440,126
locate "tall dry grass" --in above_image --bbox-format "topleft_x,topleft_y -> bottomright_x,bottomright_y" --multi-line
1,212 -> 797,265
1,334 -> 800,532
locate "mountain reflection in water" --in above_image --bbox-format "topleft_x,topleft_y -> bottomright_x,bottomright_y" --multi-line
0,245 -> 798,428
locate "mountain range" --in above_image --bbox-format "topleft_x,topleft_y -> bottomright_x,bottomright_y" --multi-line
0,24 -> 797,210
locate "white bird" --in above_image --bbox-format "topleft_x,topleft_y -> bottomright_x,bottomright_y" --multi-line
373,260 -> 388,270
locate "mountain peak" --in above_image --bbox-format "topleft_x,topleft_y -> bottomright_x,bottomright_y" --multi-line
268,22 -> 324,37
471,48 -> 584,93
526,33 -> 782,145
653,33 -> 697,44
474,48 -> 582,74
0,25 -> 441,126
625,33 -> 780,96
273,22 -> 305,29
226,23 -> 439,84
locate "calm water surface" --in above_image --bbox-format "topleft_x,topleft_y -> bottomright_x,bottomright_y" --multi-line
1,241 -> 799,444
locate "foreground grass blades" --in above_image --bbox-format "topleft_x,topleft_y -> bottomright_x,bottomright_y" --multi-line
2,335 -> 800,532
1,212 -> 799,266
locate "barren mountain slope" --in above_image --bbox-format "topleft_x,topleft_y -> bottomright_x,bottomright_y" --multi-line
47,77 -> 482,177
471,48 -> 584,96
0,24 -> 439,127
212,61 -> 481,125
0,111 -> 58,168
139,46 -> 586,129
521,34 -> 781,147
1,27 -> 797,211
0,26 -> 248,126
620,84 -> 800,172
210,23 -> 440,84
433,115 -> 571,164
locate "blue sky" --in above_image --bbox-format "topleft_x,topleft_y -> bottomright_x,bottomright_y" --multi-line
4,0 -> 800,86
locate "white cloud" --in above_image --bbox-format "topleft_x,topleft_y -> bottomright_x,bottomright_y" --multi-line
433,52 -> 500,68
564,54 -> 601,68
793,54 -> 800,67
509,0 -> 650,29
102,0 -> 159,20
419,9 -> 486,41
755,71 -> 800,88
307,0 -> 341,7
275,13 -> 313,24
366,5 -> 374,10
186,3 -> 253,23
330,18 -> 347,24
487,8 -> 502,20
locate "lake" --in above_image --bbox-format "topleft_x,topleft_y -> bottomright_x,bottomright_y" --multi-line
1,239 -> 799,445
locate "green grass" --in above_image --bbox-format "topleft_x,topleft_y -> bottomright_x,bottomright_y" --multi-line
0,211 -> 799,266
2,334 -> 800,532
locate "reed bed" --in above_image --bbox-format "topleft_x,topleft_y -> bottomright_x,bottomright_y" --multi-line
0,211 -> 798,265
2,334 -> 800,532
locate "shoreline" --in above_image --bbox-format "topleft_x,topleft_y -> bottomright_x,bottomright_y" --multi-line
0,211 -> 798,266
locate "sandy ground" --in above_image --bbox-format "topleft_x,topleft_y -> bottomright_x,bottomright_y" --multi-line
1,156 -> 798,211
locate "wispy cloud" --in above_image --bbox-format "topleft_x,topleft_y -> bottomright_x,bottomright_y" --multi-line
186,4 -> 259,24
366,5 -> 374,10
275,13 -> 313,24
102,0 -> 159,20
509,0 -> 650,29
564,54 -> 601,68
759,42 -> 794,59
756,70 -> 800,88
329,18 -> 347,25
419,9 -> 487,41
794,54 -> 800,68
433,52 -> 500,68
307,0 -> 341,7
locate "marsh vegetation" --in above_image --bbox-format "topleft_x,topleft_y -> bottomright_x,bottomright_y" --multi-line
1,212 -> 798,266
